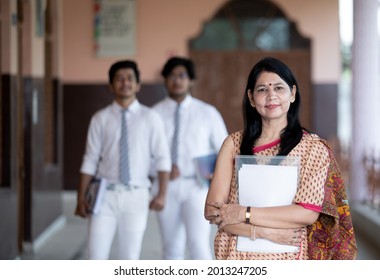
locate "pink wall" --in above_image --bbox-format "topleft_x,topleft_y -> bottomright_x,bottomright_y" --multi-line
62,0 -> 227,83
62,0 -> 339,84
273,0 -> 340,83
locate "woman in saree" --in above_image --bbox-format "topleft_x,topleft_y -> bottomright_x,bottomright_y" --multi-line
204,57 -> 333,260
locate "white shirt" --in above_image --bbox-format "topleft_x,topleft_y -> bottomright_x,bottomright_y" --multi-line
153,95 -> 228,177
80,99 -> 171,188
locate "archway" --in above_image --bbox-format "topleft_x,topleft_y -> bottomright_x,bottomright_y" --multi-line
189,0 -> 312,133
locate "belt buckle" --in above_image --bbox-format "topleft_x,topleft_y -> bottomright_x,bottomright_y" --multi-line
106,183 -> 136,191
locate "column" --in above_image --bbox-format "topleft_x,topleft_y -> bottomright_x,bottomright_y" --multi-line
351,0 -> 380,202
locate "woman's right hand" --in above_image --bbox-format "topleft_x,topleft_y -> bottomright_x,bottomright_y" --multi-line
256,226 -> 304,246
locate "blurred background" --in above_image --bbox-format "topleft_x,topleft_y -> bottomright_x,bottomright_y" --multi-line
1,0 -> 380,260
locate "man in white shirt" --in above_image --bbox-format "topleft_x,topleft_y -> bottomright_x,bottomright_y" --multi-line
75,60 -> 171,260
152,57 -> 228,259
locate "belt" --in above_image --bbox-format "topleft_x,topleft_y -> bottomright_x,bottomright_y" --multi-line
106,183 -> 139,191
151,175 -> 196,180
182,175 -> 196,180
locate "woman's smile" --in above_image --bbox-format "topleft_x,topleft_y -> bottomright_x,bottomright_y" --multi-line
265,104 -> 280,110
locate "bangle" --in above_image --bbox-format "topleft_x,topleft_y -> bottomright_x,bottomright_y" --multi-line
250,225 -> 256,240
245,206 -> 251,224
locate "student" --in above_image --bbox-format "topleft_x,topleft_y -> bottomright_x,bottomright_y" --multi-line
75,60 -> 171,260
151,57 -> 228,260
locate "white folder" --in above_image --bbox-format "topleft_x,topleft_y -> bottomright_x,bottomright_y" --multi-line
235,155 -> 300,253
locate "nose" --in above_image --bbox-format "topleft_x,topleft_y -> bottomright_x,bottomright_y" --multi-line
267,87 -> 277,100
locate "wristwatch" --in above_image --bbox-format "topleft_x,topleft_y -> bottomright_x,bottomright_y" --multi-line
245,206 -> 251,224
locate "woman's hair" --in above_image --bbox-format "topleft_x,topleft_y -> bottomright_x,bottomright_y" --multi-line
161,56 -> 196,80
108,60 -> 140,84
240,57 -> 305,156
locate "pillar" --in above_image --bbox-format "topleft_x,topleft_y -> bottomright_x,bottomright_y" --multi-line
351,0 -> 380,202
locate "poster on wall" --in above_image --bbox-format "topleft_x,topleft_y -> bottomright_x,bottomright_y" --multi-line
94,0 -> 136,57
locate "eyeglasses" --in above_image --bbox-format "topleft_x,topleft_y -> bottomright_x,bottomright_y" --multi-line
113,75 -> 136,83
167,72 -> 189,81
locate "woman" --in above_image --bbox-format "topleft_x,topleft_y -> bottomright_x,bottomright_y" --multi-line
204,57 -> 331,260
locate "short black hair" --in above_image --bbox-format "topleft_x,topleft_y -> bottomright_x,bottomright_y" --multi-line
161,56 -> 196,80
108,60 -> 140,84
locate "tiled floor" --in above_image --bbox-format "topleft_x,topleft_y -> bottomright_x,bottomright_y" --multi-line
356,230 -> 380,260
352,204 -> 380,260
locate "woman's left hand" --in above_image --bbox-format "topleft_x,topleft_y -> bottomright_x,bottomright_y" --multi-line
206,201 -> 244,228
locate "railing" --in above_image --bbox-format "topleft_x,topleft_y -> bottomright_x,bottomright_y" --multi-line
328,138 -> 380,208
328,137 -> 350,191
363,153 -> 380,208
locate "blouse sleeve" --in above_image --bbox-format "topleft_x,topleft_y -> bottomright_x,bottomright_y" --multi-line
293,140 -> 330,212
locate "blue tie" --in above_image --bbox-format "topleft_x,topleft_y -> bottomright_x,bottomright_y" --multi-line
171,104 -> 181,164
119,109 -> 130,185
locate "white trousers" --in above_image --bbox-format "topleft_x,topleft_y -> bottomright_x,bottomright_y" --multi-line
87,185 -> 149,260
156,178 -> 213,260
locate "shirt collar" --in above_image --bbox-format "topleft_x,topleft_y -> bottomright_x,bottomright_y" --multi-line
167,94 -> 192,109
112,99 -> 140,114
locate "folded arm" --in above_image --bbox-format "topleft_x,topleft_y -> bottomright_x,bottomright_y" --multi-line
204,135 -> 319,245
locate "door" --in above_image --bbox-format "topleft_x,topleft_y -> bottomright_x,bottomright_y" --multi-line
188,0 -> 312,133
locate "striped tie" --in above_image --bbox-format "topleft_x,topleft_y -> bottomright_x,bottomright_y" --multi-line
171,104 -> 181,164
119,109 -> 130,185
